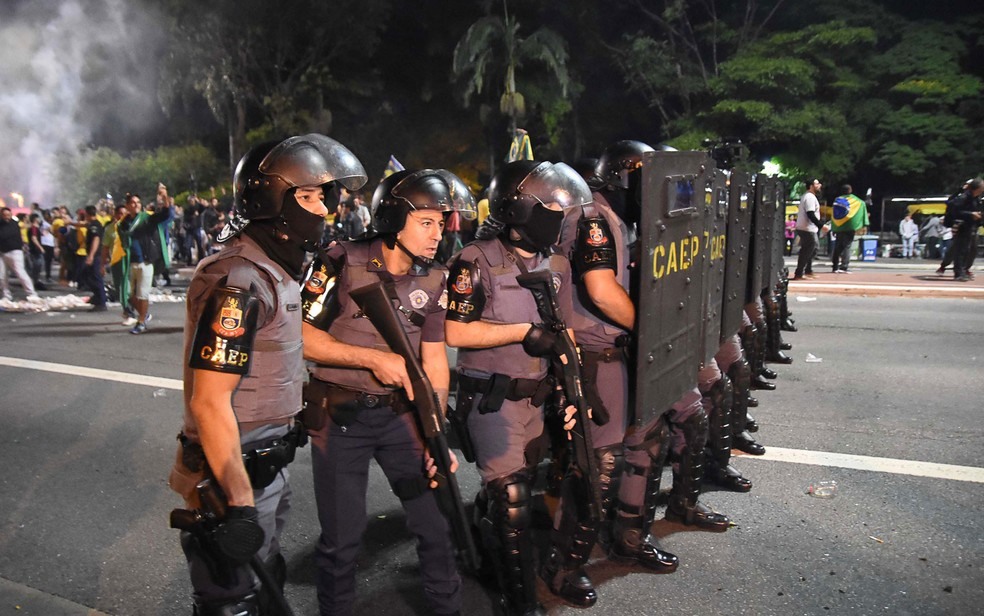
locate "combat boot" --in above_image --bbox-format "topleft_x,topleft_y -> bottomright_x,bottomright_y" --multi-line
664,410 -> 731,532
540,473 -> 600,608
609,462 -> 679,572
732,431 -> 766,455
702,376 -> 751,492
610,511 -> 679,572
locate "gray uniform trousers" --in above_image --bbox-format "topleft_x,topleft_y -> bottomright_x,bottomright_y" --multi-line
174,423 -> 292,603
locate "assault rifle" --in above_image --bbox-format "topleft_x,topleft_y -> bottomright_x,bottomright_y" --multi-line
516,270 -> 603,523
349,281 -> 481,572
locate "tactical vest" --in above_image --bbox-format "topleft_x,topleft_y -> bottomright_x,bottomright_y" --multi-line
184,235 -> 304,429
455,238 -> 556,380
310,240 -> 447,394
564,194 -> 630,350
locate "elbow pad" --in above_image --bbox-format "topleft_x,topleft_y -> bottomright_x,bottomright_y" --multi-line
301,254 -> 341,331
574,216 -> 617,277
446,257 -> 485,323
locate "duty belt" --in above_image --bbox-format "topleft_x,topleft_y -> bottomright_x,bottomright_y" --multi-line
178,422 -> 308,489
457,373 -> 551,405
581,347 -> 625,364
319,381 -> 409,411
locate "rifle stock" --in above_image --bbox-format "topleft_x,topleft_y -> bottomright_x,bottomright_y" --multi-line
516,270 -> 603,523
349,281 -> 481,572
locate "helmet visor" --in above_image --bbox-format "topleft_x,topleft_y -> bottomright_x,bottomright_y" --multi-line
433,170 -> 477,219
260,133 -> 367,191
390,169 -> 478,220
517,162 -> 592,210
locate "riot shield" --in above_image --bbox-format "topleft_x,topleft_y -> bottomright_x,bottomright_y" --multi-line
768,180 -> 788,289
745,174 -> 773,303
632,150 -> 709,426
759,177 -> 777,292
721,170 -> 752,340
698,167 -> 729,366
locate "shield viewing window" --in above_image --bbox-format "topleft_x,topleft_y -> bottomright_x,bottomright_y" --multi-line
666,175 -> 698,217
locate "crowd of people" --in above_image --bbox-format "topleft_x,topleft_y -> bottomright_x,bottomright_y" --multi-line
790,178 -> 983,281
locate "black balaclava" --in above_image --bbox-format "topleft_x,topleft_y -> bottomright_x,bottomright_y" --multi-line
508,203 -> 564,254
245,192 -> 326,279
606,170 -> 643,227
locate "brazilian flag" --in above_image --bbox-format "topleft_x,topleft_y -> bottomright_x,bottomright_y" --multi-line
507,129 -> 533,162
833,194 -> 864,226
383,155 -> 405,178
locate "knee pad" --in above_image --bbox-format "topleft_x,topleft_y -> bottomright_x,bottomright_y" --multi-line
485,473 -> 532,532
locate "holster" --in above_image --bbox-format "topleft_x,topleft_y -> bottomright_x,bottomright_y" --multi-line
448,392 -> 477,463
580,348 -> 623,426
301,378 -> 330,431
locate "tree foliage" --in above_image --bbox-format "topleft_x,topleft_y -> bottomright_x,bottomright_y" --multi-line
452,0 -> 573,164
65,144 -> 225,209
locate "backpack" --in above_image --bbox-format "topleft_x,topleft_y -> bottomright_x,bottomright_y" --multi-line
61,225 -> 79,253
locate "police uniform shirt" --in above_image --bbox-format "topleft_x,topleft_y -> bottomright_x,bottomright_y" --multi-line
182,250 -> 279,439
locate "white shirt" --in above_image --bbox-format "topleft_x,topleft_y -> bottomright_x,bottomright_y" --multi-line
797,191 -> 820,233
40,220 -> 55,247
899,218 -> 918,240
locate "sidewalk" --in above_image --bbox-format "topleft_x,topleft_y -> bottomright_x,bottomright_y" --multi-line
784,256 -> 984,298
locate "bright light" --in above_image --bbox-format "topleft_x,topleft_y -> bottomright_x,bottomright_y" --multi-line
9,192 -> 24,208
761,160 -> 782,176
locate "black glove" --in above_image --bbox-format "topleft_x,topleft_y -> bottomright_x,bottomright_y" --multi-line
212,505 -> 264,565
522,323 -> 558,357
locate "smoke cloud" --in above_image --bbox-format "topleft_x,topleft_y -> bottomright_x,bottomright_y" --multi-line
0,0 -> 166,207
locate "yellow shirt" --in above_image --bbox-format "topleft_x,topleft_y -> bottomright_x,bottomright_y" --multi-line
76,226 -> 88,256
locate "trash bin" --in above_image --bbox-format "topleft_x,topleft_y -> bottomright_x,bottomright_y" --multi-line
861,235 -> 878,262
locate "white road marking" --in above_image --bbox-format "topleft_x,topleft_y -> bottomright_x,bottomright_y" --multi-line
0,355 -> 183,390
3,355 -> 983,484
738,446 -> 984,484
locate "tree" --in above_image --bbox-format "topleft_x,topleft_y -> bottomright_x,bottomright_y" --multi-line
158,0 -> 387,170
863,20 -> 984,191
64,144 -> 225,209
612,0 -> 788,137
699,19 -> 877,180
452,0 -> 572,169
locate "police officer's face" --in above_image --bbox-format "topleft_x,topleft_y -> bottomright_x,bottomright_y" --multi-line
294,187 -> 327,217
399,210 -> 446,259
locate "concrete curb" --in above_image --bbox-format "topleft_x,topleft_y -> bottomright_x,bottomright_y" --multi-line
0,577 -> 111,616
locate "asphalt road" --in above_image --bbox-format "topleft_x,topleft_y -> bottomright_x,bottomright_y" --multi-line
1,278 -> 982,616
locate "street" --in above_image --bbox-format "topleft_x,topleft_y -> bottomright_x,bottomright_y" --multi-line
1,268 -> 982,616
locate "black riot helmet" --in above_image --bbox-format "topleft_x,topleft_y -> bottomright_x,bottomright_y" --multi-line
572,157 -> 604,190
371,168 -> 477,234
487,160 -> 592,225
594,140 -> 656,191
234,133 -> 367,221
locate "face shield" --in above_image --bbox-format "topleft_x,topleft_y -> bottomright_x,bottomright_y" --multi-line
515,162 -> 592,211
260,133 -> 368,192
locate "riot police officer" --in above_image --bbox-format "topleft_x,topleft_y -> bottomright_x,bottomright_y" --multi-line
445,161 -> 592,615
169,134 -> 367,615
300,169 -> 475,616
557,141 -> 683,570
570,141 -> 730,541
